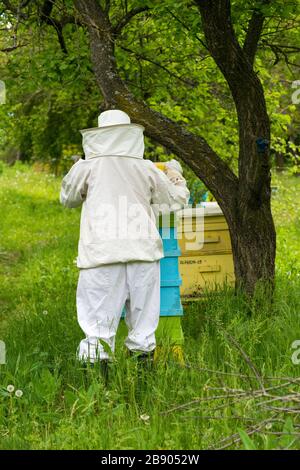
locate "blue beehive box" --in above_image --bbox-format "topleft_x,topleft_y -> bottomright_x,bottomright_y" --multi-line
122,219 -> 183,318
159,226 -> 183,317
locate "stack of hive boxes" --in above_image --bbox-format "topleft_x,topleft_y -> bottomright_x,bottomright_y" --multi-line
177,204 -> 235,299
120,212 -> 184,359
156,213 -> 184,354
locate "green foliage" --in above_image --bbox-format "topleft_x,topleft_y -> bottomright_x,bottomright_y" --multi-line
238,429 -> 257,450
0,13 -> 99,165
238,417 -> 297,450
0,1 -> 299,173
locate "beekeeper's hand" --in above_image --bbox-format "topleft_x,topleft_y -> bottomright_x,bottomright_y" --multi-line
164,159 -> 185,186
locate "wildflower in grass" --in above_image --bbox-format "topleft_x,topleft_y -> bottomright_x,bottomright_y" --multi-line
7,385 -> 14,393
140,414 -> 150,422
42,310 -> 48,315
15,390 -> 23,398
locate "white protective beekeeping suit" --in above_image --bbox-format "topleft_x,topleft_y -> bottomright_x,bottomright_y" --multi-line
60,110 -> 190,361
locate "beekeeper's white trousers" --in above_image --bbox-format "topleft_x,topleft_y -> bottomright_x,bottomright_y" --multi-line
77,261 -> 160,362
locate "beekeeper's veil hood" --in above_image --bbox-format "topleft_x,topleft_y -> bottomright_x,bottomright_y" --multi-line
80,110 -> 145,160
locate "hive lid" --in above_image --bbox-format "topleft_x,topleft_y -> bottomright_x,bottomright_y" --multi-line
177,202 -> 223,218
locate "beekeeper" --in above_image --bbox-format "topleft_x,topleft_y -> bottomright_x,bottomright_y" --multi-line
60,110 -> 189,364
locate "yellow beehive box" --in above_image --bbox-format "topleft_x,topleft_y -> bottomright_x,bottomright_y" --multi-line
179,253 -> 235,297
177,204 -> 235,298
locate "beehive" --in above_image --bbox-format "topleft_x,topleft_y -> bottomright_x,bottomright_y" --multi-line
155,214 -> 184,358
177,204 -> 235,299
121,167 -> 184,358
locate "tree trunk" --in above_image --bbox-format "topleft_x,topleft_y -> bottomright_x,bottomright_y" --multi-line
229,203 -> 276,294
196,0 -> 276,295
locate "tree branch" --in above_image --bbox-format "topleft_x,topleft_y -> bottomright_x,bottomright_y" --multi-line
195,0 -> 271,207
112,6 -> 150,37
39,0 -> 68,54
119,45 -> 198,87
20,0 -> 32,7
166,8 -> 208,50
0,43 -> 28,52
2,0 -> 81,54
74,0 -> 239,222
1,0 -> 28,19
243,5 -> 267,67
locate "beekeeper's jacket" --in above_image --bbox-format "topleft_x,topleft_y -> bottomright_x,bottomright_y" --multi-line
60,124 -> 189,268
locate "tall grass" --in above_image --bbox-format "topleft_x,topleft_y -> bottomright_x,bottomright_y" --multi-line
0,163 -> 300,450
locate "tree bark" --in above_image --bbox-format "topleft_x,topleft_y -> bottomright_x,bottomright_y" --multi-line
196,0 -> 276,294
74,0 -> 276,296
229,204 -> 276,295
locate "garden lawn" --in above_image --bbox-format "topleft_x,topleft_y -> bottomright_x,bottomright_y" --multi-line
0,163 -> 300,450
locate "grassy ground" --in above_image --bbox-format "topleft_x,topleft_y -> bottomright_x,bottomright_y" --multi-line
0,163 -> 300,450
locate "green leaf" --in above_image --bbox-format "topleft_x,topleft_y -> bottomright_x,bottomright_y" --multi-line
238,429 -> 257,450
278,417 -> 296,449
99,339 -> 112,356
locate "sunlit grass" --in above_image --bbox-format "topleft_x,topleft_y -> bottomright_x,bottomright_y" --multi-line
0,163 -> 300,449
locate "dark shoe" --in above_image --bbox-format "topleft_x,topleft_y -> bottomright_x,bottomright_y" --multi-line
128,351 -> 155,400
82,359 -> 110,386
129,350 -> 155,369
99,359 -> 109,385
